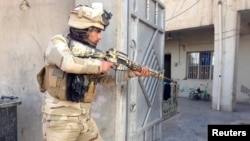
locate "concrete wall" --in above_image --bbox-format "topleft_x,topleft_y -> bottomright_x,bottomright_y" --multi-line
163,0 -> 250,31
162,0 -> 214,31
0,1 -> 74,141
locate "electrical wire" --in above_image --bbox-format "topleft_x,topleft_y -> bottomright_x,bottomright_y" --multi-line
167,0 -> 182,22
165,0 -> 201,22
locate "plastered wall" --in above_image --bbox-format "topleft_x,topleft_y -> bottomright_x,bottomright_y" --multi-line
162,0 -> 214,31
0,1 -> 74,141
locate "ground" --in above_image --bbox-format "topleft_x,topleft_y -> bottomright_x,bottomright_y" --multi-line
162,97 -> 250,141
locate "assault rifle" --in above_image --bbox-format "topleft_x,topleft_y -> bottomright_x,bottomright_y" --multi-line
69,42 -> 176,83
89,48 -> 176,83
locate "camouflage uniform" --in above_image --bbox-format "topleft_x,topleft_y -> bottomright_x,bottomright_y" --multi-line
39,8 -> 136,140
40,34 -> 136,141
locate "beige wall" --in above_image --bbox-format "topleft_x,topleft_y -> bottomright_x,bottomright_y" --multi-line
162,0 -> 214,31
163,0 -> 250,31
0,1 -> 75,141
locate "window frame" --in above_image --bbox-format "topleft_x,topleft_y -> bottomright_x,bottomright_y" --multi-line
186,51 -> 214,80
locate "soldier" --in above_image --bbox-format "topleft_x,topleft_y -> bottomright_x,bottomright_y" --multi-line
39,5 -> 150,141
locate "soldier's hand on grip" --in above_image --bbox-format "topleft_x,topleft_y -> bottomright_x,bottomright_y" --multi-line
101,60 -> 114,74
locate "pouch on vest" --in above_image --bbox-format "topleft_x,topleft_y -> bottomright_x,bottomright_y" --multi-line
37,67 -> 46,92
46,66 -> 67,100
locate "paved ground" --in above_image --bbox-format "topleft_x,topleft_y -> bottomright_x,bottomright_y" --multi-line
162,97 -> 250,141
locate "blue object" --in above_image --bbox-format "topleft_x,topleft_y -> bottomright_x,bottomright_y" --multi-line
163,81 -> 170,100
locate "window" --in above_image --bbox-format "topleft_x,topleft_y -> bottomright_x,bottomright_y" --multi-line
187,51 -> 214,80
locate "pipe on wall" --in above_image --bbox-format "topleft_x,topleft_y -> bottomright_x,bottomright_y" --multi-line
217,0 -> 222,111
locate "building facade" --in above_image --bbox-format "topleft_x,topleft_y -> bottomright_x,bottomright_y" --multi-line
162,0 -> 250,111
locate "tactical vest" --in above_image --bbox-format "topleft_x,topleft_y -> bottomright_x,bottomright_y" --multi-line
37,65 -> 97,103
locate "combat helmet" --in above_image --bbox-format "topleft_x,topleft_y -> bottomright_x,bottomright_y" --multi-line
68,5 -> 112,30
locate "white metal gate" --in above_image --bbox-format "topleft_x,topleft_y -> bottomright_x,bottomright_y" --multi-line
126,0 -> 165,141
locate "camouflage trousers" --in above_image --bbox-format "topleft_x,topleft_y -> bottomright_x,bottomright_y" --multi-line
43,114 -> 103,141
42,92 -> 102,141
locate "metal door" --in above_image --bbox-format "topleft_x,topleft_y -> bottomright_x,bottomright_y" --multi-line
126,0 -> 165,141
